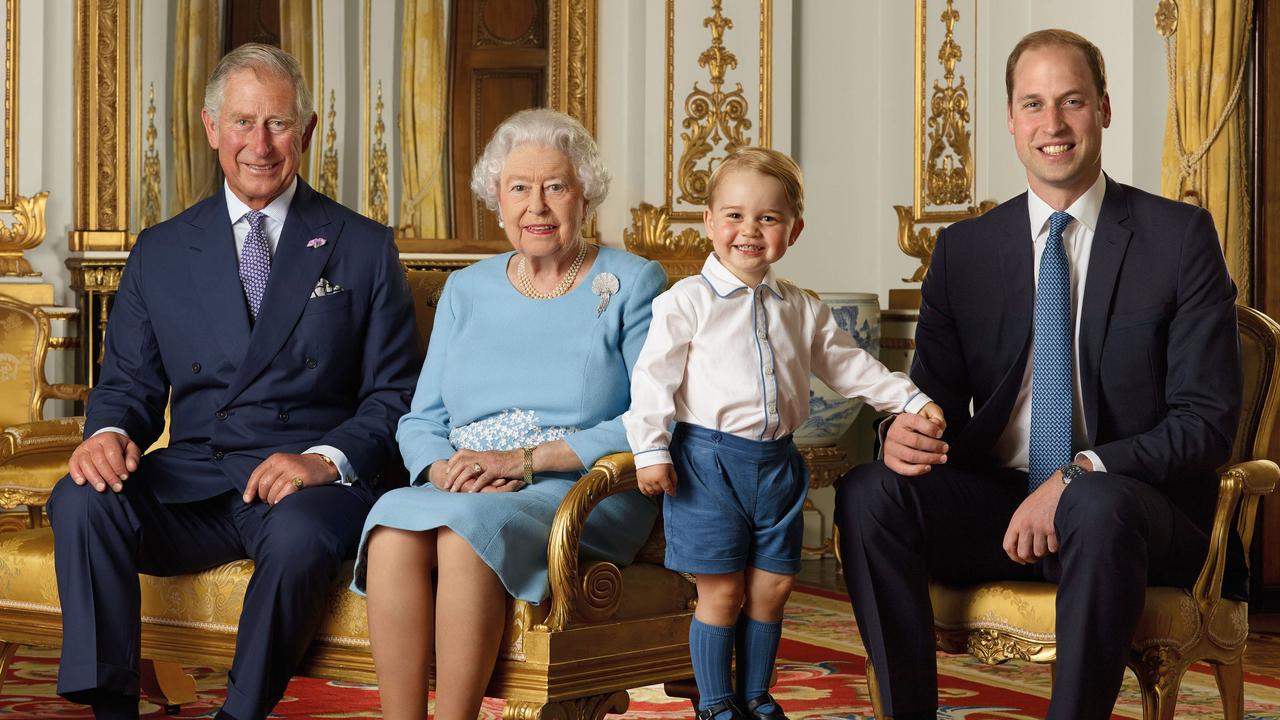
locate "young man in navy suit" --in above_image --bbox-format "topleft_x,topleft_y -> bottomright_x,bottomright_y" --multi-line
836,29 -> 1241,719
48,44 -> 419,720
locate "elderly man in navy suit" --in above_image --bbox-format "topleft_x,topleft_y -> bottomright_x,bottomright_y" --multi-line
835,29 -> 1241,720
48,43 -> 419,720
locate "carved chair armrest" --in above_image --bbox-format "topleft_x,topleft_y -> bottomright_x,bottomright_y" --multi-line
540,452 -> 638,632
1191,459 -> 1280,613
0,416 -> 86,465
43,383 -> 90,403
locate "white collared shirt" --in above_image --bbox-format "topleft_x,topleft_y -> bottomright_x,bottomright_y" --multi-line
991,171 -> 1107,473
224,176 -> 298,257
625,253 -> 931,469
95,177 -> 355,485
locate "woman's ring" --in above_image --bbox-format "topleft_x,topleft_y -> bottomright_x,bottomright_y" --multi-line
473,463 -> 483,474
292,477 -> 305,490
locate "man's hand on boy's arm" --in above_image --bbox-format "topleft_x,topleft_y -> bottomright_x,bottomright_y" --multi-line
882,404 -> 949,477
637,464 -> 678,497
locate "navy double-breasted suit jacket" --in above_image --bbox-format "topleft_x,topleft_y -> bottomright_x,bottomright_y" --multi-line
914,176 -> 1241,543
84,179 -> 420,504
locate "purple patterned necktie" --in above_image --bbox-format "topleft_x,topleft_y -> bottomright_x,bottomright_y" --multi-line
239,210 -> 271,319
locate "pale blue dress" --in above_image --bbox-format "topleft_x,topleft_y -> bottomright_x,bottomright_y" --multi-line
351,247 -> 667,602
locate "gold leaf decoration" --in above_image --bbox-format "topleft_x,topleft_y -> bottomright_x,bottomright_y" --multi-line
676,0 -> 753,206
0,193 -> 50,277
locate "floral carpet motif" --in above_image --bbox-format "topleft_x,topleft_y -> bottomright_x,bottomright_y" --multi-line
0,586 -> 1277,718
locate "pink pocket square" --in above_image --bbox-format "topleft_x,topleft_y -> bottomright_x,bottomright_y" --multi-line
307,237 -> 327,249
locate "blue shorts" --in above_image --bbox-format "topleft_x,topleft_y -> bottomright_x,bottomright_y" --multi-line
664,423 -> 809,576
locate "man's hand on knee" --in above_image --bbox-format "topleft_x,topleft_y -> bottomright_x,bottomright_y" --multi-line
68,432 -> 140,493
244,452 -> 340,505
882,412 -> 948,477
1002,476 -> 1066,564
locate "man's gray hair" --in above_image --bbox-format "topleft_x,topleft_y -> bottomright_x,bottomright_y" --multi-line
204,43 -> 314,123
470,108 -> 610,219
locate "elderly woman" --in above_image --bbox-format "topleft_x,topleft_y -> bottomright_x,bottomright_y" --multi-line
352,108 -> 666,720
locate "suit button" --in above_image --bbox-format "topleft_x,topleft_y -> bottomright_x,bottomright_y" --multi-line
305,357 -> 318,369
278,411 -> 289,422
213,450 -> 224,460
192,362 -> 202,373
215,410 -> 228,420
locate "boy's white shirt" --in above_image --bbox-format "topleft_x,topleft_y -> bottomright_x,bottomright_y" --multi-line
625,253 -> 932,469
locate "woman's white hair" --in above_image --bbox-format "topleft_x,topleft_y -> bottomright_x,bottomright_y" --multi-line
470,108 -> 610,219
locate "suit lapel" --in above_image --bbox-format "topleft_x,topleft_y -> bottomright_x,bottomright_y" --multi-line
224,179 -> 341,402
976,194 -> 1036,446
185,193 -> 252,365
1079,177 -> 1132,443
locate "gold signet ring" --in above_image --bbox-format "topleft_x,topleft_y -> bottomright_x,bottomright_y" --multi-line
292,477 -> 305,490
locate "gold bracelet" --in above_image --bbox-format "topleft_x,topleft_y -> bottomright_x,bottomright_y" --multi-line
523,446 -> 535,485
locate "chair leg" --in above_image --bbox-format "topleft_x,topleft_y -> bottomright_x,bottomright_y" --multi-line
139,660 -> 197,710
0,642 -> 18,693
1212,658 -> 1245,720
865,658 -> 888,720
663,677 -> 699,711
1133,661 -> 1187,720
503,690 -> 629,720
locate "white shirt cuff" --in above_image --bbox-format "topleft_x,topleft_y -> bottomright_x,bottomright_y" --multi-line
304,445 -> 356,485
903,392 -> 933,415
1075,450 -> 1105,473
633,448 -> 672,469
92,426 -> 129,439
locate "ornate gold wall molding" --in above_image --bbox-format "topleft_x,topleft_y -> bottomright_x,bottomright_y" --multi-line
72,0 -> 131,252
319,91 -> 339,200
664,0 -> 771,222
629,0 -> 770,280
676,0 -> 753,206
895,0 -> 995,285
0,192 -> 48,277
368,81 -> 389,225
140,82 -> 160,229
0,0 -> 19,212
549,0 -> 596,140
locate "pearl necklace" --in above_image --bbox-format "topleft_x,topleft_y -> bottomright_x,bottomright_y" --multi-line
516,243 -> 588,299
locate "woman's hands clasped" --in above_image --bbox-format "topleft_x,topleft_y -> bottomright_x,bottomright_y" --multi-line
430,448 -> 528,493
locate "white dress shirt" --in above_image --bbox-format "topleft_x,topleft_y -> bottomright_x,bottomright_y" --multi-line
96,178 -> 356,485
626,253 -> 931,469
991,171 -> 1107,474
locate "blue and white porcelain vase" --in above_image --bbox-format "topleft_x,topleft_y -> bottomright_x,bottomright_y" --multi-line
794,292 -> 881,446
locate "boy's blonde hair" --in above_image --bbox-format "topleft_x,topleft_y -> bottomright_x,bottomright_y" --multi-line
706,147 -> 804,218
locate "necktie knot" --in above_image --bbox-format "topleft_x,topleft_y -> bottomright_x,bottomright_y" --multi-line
243,210 -> 266,233
1048,211 -> 1073,241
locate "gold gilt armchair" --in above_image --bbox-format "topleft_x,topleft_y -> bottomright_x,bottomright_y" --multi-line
0,295 -> 87,529
0,269 -> 698,718
865,305 -> 1280,720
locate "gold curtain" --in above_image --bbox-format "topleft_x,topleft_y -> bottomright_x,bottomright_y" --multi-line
171,0 -> 223,214
279,0 -> 316,184
398,0 -> 450,238
1160,0 -> 1254,298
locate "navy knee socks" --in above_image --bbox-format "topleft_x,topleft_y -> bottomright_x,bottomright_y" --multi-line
736,615 -> 782,711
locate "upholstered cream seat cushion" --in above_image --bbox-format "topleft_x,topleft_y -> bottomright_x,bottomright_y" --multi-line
930,580 -> 1248,653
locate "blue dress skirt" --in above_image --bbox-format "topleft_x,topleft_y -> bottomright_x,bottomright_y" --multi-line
351,474 -> 656,603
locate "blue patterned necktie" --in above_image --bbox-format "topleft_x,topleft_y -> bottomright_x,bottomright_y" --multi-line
239,210 -> 271,319
1028,210 -> 1074,492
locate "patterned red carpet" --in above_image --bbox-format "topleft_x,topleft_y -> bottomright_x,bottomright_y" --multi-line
1,585 -> 1278,718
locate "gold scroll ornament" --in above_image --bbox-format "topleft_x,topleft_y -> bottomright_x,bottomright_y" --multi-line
0,193 -> 50,277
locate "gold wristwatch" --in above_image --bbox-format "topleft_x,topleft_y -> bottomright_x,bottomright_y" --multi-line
522,446 -> 535,485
